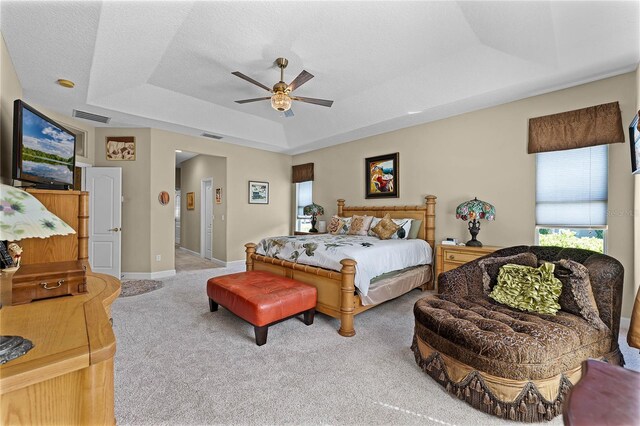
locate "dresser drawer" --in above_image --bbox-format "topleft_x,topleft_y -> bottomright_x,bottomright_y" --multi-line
442,249 -> 480,264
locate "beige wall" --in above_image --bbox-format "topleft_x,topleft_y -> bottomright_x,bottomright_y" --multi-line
150,129 -> 291,269
179,154 -> 227,261
294,72 -> 637,317
1,33 -> 23,184
94,128 -> 152,273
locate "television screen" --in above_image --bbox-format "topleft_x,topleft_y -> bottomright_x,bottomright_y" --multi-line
631,112 -> 640,175
13,100 -> 76,187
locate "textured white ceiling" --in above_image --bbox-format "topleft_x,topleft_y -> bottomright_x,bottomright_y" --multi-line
2,1 -> 638,154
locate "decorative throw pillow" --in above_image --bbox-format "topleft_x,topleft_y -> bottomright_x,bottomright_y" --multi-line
371,213 -> 400,240
554,259 -> 607,330
348,215 -> 374,236
478,252 -> 538,294
367,217 -> 381,236
327,215 -> 342,234
489,262 -> 562,315
408,219 -> 422,239
390,219 -> 412,240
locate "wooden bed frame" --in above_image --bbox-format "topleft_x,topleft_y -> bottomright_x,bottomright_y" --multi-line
245,195 -> 436,337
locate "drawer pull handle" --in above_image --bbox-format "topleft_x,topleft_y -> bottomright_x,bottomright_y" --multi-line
41,280 -> 64,290
448,255 -> 455,260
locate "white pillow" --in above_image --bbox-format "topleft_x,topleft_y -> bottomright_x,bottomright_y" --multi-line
368,217 -> 412,239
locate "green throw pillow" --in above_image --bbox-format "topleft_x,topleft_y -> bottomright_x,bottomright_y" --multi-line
489,262 -> 562,315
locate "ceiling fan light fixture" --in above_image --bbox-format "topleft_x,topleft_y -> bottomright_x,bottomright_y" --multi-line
271,91 -> 292,112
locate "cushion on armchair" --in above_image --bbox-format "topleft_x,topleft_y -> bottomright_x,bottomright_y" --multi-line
478,252 -> 538,293
554,259 -> 607,330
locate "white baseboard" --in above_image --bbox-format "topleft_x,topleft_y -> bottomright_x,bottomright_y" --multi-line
177,247 -> 201,257
210,257 -> 227,267
122,270 -> 176,280
620,316 -> 631,330
225,260 -> 245,268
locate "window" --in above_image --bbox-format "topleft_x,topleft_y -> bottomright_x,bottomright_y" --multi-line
295,181 -> 313,232
535,145 -> 607,253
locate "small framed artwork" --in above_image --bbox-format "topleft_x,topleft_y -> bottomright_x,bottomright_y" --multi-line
215,188 -> 222,204
248,181 -> 269,204
186,192 -> 195,210
106,136 -> 136,161
365,152 -> 399,198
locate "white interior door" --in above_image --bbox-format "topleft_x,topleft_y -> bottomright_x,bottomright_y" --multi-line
85,167 -> 122,278
175,190 -> 181,246
204,181 -> 213,260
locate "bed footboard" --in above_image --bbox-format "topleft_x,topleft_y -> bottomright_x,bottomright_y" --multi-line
245,243 -> 358,337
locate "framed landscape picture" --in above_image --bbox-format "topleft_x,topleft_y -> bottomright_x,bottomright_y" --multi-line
106,136 -> 135,161
215,188 -> 222,204
248,181 -> 269,204
365,152 -> 399,198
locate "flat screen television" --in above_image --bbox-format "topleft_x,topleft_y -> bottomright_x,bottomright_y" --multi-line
12,100 -> 76,188
631,111 -> 640,175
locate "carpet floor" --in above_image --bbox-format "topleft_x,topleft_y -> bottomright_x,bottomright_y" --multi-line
112,264 -> 639,425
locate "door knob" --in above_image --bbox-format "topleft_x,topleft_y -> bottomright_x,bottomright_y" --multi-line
109,227 -> 121,232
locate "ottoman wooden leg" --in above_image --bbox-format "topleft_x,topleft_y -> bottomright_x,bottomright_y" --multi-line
254,325 -> 268,346
303,308 -> 315,325
209,298 -> 218,312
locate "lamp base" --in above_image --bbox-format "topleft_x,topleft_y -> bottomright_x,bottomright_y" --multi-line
309,215 -> 318,233
465,239 -> 483,247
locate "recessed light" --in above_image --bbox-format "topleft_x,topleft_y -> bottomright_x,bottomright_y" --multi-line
175,150 -> 183,153
56,79 -> 75,88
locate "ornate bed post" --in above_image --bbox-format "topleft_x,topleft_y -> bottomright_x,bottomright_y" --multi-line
337,199 -> 345,217
424,195 -> 437,290
338,259 -> 357,337
245,243 -> 256,271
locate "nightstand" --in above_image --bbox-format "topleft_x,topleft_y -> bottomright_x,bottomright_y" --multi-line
436,244 -> 500,285
294,231 -> 328,236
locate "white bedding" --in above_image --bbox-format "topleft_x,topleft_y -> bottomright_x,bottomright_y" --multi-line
255,234 -> 433,295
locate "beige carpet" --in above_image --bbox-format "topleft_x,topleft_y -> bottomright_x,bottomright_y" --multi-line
112,264 -> 639,425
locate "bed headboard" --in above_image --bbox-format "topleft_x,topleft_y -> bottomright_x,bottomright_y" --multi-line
337,196 -> 436,249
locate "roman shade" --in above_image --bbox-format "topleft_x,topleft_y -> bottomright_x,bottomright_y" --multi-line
292,163 -> 314,183
528,102 -> 624,154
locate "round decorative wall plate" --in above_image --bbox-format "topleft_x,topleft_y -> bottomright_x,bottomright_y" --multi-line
158,191 -> 170,206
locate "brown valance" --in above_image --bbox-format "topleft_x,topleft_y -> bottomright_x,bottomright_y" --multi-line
292,163 -> 314,183
528,101 -> 625,154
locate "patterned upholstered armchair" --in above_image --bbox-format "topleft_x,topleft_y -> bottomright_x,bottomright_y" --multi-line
412,246 -> 624,422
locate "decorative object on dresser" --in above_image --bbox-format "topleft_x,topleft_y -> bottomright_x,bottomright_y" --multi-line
0,184 -> 76,271
105,136 -> 135,160
455,197 -> 495,247
248,181 -> 269,204
245,196 -> 436,337
436,244 -> 499,286
303,202 -> 325,233
11,260 -> 87,305
365,153 -> 399,198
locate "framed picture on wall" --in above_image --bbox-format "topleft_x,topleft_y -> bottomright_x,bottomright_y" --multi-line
215,188 -> 222,204
106,136 -> 136,161
186,192 -> 195,210
365,152 -> 399,198
248,181 -> 269,204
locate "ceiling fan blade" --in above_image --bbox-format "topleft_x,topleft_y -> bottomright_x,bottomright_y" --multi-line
287,70 -> 314,92
231,71 -> 272,92
291,96 -> 333,107
235,97 -> 271,104
284,109 -> 294,118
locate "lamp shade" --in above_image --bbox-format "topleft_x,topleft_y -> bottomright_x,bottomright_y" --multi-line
303,203 -> 325,216
455,197 -> 495,221
0,184 -> 76,241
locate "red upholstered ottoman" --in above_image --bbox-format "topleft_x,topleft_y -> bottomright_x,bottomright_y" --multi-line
206,271 -> 317,346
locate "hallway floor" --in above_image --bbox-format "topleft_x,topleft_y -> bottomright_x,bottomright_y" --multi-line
175,247 -> 222,273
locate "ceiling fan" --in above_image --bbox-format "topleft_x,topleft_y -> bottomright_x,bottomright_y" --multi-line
232,58 -> 334,117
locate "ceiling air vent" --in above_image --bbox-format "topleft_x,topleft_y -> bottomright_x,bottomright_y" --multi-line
72,109 -> 111,124
201,132 -> 223,140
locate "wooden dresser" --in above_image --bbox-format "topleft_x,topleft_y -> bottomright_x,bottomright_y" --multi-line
435,244 -> 500,287
0,271 -> 120,425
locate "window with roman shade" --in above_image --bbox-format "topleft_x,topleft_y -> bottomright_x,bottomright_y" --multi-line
292,163 -> 314,232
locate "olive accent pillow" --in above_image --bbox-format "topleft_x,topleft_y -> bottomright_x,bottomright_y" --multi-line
554,259 -> 607,330
489,262 -> 562,315
478,252 -> 538,294
408,219 -> 422,239
371,213 -> 400,240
